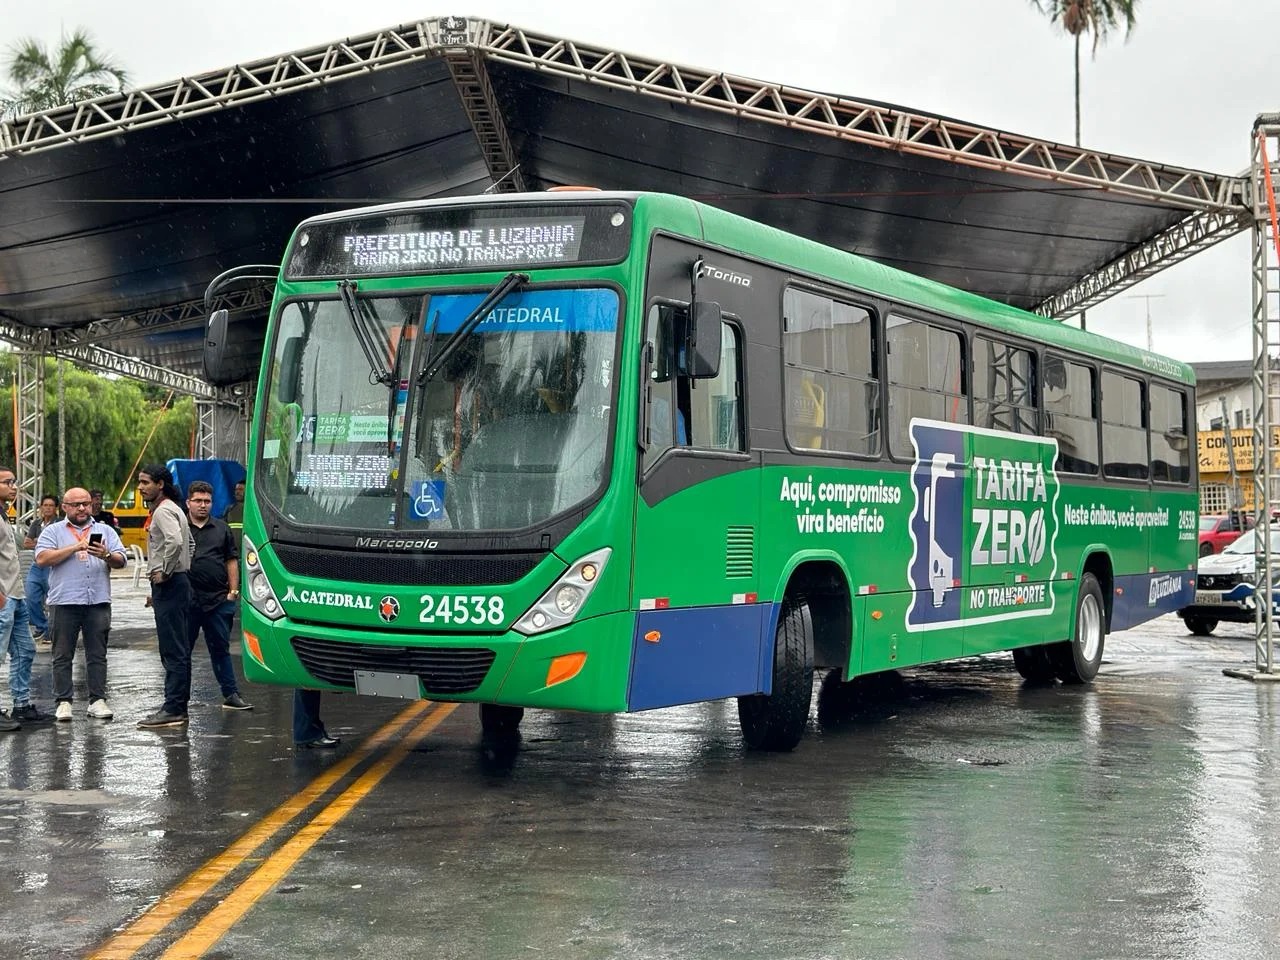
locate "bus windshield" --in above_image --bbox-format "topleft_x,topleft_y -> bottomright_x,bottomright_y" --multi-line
257,285 -> 620,533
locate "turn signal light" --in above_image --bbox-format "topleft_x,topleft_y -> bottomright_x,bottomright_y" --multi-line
546,652 -> 587,687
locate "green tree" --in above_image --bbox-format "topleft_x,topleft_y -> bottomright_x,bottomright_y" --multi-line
0,358 -> 194,498
1,28 -> 128,119
1029,1 -> 1139,145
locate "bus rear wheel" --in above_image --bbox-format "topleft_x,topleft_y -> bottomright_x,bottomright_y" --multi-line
1012,644 -> 1057,683
1049,573 -> 1106,684
738,599 -> 814,751
479,704 -> 524,735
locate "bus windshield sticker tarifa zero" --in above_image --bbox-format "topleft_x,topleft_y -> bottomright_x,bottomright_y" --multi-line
907,419 -> 1060,631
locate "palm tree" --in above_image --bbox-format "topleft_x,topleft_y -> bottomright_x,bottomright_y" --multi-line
1029,1 -> 1139,146
1,28 -> 129,119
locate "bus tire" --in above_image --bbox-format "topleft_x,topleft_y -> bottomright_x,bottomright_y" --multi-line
479,703 -> 524,735
1012,644 -> 1057,683
817,669 -> 855,727
1184,617 -> 1217,636
1049,573 -> 1106,684
738,599 -> 814,751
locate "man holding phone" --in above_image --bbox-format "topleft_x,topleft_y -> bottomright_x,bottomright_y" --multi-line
35,486 -> 128,721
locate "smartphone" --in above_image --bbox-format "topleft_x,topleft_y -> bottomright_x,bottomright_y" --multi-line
89,533 -> 103,546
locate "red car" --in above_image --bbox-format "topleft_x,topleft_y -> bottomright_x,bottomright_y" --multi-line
1198,513 -> 1252,556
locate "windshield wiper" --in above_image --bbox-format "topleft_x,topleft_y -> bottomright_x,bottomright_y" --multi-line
337,279 -> 394,385
417,272 -> 528,386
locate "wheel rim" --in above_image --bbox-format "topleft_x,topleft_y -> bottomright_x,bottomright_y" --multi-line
1079,592 -> 1102,662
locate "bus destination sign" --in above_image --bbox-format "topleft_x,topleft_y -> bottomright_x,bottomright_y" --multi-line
286,203 -> 631,280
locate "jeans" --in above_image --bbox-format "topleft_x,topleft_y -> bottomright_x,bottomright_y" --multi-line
24,564 -> 49,635
293,689 -> 327,743
152,573 -> 193,715
188,599 -> 238,698
51,604 -> 111,704
0,596 -> 34,706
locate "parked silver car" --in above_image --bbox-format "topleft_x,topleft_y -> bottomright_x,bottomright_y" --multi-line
1178,527 -> 1280,635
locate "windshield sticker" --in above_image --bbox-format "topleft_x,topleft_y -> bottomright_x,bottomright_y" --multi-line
428,288 -> 618,333
409,480 -> 447,521
907,420 -> 1060,631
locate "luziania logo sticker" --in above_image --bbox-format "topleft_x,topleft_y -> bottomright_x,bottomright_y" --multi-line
378,596 -> 400,623
906,420 -> 1059,631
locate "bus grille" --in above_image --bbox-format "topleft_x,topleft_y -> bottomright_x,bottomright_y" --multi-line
291,636 -> 496,693
274,544 -> 545,586
1196,573 -> 1243,591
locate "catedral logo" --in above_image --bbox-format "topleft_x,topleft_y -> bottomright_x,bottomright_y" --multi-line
281,585 -> 373,610
906,420 -> 1060,631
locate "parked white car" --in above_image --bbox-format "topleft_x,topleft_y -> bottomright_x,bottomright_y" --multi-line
1177,528 -> 1280,635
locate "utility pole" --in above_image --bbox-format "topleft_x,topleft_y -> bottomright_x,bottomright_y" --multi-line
1124,294 -> 1166,351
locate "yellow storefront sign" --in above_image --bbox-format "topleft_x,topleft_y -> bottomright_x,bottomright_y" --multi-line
1198,428 -> 1280,473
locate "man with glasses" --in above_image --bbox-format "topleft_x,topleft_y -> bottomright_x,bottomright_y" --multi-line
35,486 -> 128,722
0,469 -> 49,729
184,480 -> 250,711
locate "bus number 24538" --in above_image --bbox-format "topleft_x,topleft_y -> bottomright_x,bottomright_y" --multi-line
418,594 -> 505,625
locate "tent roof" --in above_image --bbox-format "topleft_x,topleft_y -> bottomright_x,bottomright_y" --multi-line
0,16 -> 1250,391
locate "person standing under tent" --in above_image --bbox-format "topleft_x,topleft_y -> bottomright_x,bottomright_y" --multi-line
136,464 -> 195,729
23,493 -> 59,645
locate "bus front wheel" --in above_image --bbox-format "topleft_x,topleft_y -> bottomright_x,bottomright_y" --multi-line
738,599 -> 814,751
1184,617 -> 1217,636
1049,573 -> 1106,684
480,703 -> 524,735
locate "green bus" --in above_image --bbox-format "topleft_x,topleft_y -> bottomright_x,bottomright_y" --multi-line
204,191 -> 1198,750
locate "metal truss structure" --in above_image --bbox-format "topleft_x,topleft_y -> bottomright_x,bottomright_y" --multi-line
13,352 -> 45,522
0,16 -> 1260,509
1249,116 -> 1280,676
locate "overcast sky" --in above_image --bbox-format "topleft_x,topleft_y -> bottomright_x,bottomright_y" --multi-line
6,0 -> 1276,364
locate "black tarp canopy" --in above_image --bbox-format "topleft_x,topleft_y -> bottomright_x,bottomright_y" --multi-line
0,16 -> 1249,381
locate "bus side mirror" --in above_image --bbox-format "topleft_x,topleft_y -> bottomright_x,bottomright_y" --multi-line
203,308 -> 262,387
687,301 -> 722,380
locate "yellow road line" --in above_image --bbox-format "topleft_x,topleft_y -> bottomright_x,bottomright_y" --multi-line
88,699 -> 433,960
159,703 -> 459,959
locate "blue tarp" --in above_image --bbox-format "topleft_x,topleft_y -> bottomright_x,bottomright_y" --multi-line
166,458 -> 246,519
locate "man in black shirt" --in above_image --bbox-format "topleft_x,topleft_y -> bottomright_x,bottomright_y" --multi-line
185,481 -> 251,711
89,490 -> 120,531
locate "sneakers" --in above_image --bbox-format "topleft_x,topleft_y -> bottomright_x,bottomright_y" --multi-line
137,710 -> 187,729
221,693 -> 252,711
87,699 -> 114,720
31,629 -> 48,645
0,712 -> 19,732
55,701 -> 72,722
11,703 -> 52,723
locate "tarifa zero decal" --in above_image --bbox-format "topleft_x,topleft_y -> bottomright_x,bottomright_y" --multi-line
907,420 -> 1060,631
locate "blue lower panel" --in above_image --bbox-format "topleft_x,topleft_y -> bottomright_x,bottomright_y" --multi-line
1110,570 -> 1195,631
628,603 -> 773,711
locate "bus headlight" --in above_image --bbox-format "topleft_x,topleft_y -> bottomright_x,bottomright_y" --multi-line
242,534 -> 285,622
514,548 -> 611,636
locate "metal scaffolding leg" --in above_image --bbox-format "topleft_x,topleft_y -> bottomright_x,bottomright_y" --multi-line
194,400 -> 217,459
14,351 -> 45,524
194,396 -> 250,463
1250,116 -> 1280,675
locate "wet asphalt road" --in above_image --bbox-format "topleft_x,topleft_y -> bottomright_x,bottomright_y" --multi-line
3,579 -> 1280,960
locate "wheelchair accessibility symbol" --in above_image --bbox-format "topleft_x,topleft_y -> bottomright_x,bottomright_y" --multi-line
410,480 -> 447,521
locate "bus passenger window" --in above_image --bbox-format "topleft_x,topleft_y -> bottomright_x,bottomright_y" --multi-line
782,289 -> 878,455
1043,355 -> 1099,475
1150,385 -> 1190,483
1102,371 -> 1148,480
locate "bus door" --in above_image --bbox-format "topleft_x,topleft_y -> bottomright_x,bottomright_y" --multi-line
628,247 -> 761,710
